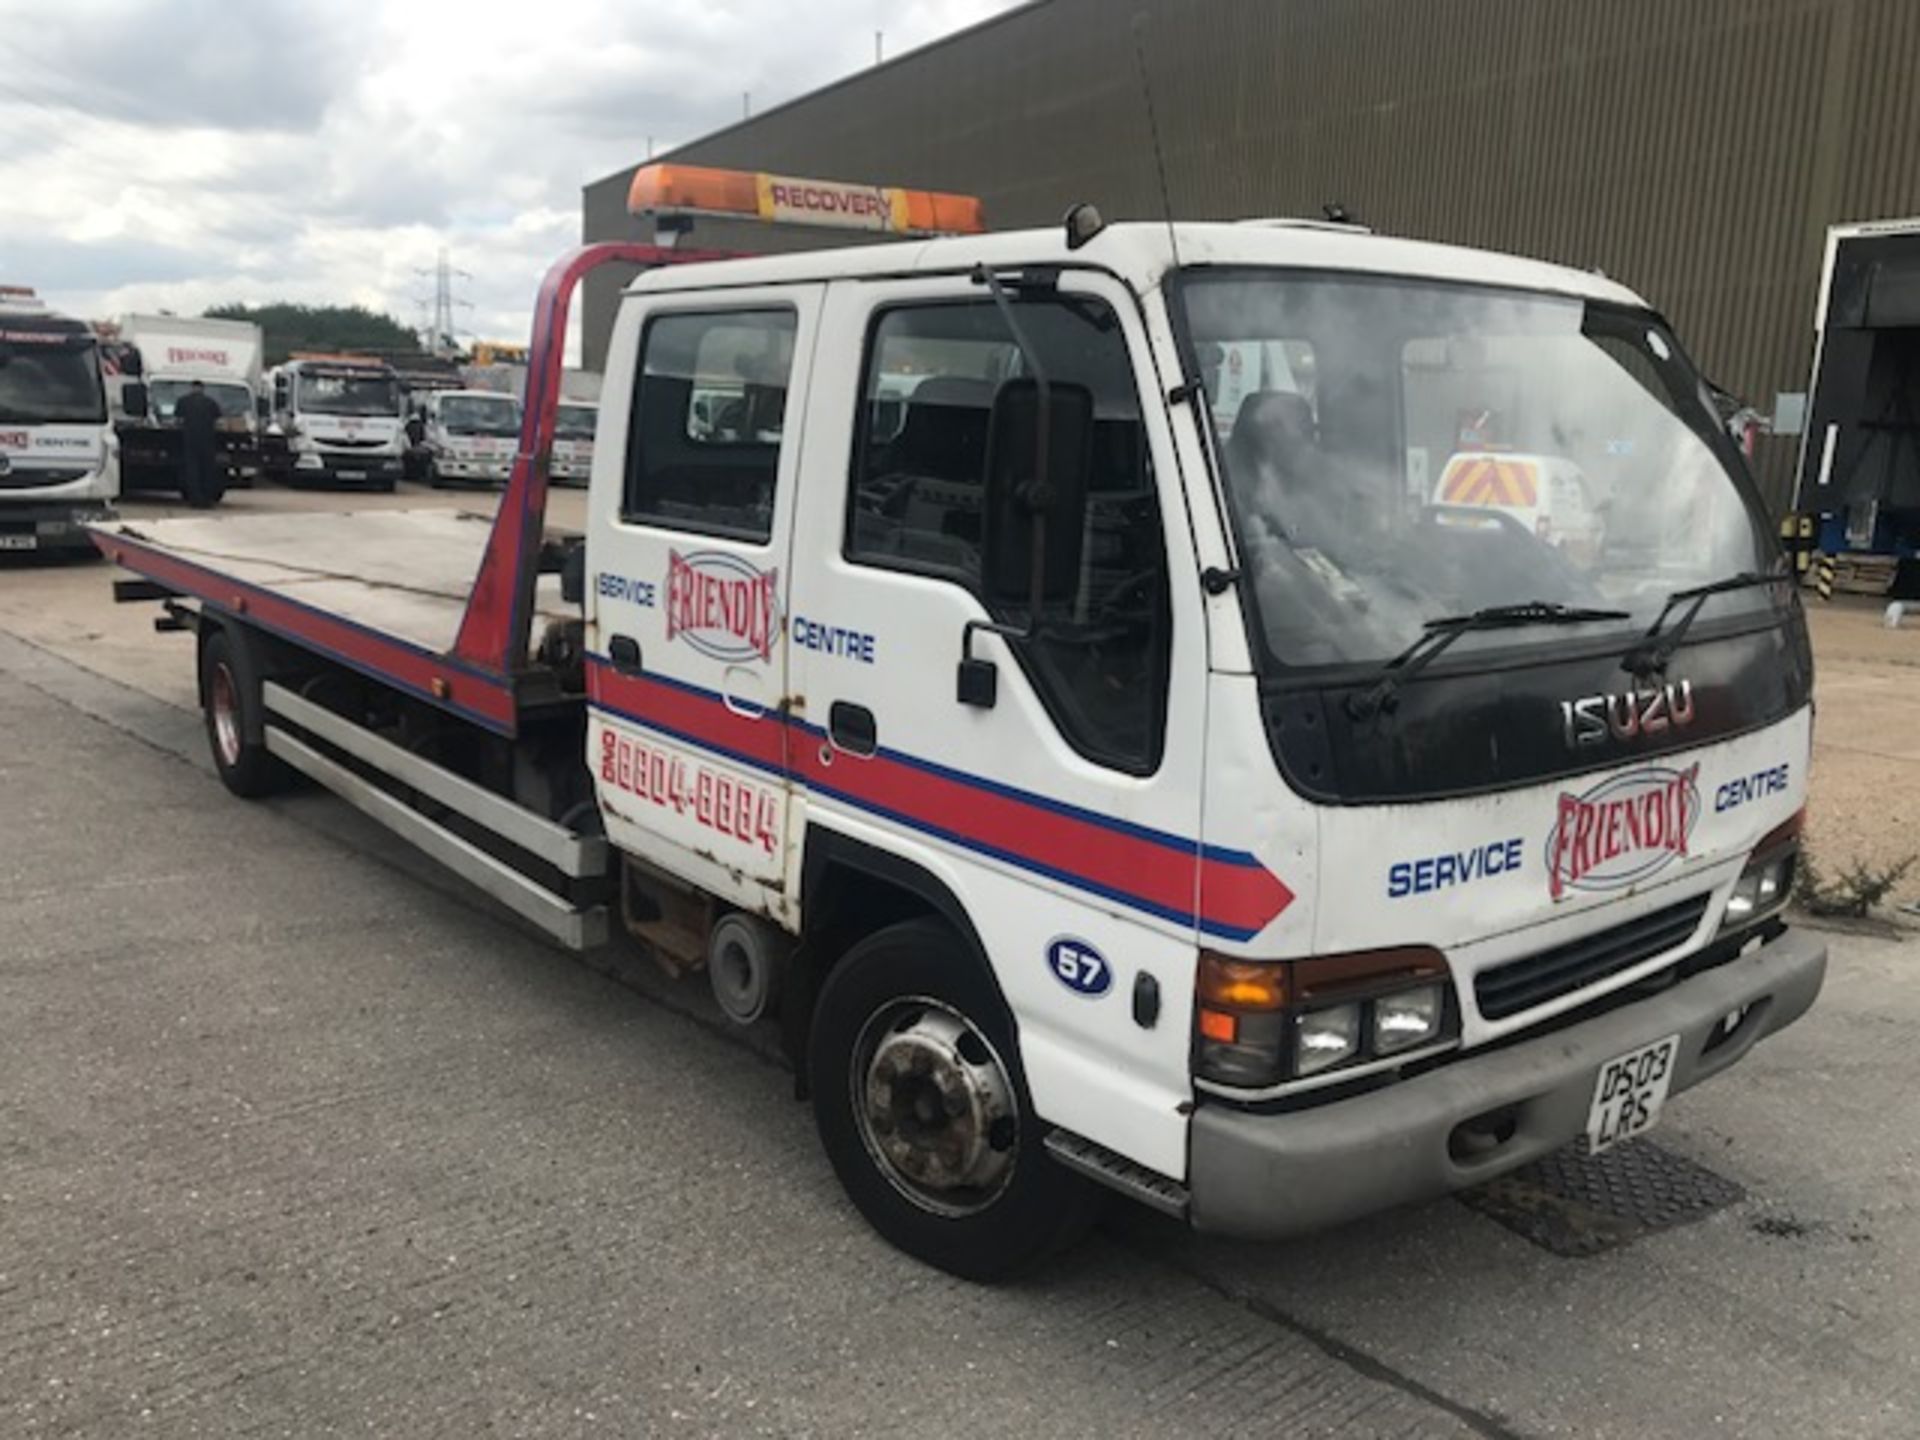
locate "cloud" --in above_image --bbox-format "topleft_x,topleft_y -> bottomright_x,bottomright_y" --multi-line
0,0 -> 1017,357
4,0 -> 372,132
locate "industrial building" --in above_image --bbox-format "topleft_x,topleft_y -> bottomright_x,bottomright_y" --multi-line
581,0 -> 1920,513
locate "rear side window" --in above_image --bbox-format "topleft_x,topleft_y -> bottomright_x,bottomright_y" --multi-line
622,308 -> 796,542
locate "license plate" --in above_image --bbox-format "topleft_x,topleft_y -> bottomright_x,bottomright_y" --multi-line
337,469 -> 366,481
0,533 -> 37,550
1586,1033 -> 1680,1154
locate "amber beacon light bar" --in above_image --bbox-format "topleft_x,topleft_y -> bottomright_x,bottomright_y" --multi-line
627,163 -> 986,237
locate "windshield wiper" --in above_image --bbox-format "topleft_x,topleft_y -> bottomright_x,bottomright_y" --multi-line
1346,601 -> 1630,722
1620,570 -> 1791,677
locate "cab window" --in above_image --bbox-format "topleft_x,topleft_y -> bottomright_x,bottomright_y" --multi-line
622,308 -> 796,542
847,297 -> 1170,773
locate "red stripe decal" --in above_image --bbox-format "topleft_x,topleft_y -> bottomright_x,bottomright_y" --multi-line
587,659 -> 1293,939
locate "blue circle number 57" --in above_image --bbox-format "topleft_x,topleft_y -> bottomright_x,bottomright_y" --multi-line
1047,938 -> 1111,997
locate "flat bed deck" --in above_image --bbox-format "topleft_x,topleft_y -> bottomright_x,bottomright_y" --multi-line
93,509 -> 575,734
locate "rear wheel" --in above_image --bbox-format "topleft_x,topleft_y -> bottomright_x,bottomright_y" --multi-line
200,627 -> 292,798
808,918 -> 1101,1280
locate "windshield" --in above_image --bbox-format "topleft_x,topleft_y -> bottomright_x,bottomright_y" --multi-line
440,394 -> 520,436
151,380 -> 252,420
1178,272 -> 1778,669
555,403 -> 596,440
297,371 -> 400,417
0,332 -> 106,423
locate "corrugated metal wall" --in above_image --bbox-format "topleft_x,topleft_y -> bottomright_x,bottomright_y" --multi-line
581,0 -> 1920,511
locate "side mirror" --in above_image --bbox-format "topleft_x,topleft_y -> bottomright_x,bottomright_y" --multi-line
120,348 -> 144,379
121,382 -> 150,419
980,376 -> 1093,609
273,376 -> 289,408
255,393 -> 271,420
959,376 -> 1094,708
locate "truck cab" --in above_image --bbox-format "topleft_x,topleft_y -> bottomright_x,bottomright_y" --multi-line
583,216 -> 1819,1262
0,286 -> 118,552
416,388 -> 522,488
270,357 -> 406,490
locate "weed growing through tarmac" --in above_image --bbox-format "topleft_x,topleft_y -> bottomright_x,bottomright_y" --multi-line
1795,850 -> 1917,919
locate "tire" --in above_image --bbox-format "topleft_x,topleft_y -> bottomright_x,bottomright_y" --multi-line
200,626 -> 293,799
808,918 -> 1101,1280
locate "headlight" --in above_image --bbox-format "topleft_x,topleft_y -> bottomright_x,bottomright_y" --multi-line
1294,1003 -> 1362,1076
1372,984 -> 1445,1055
1720,812 -> 1801,933
294,451 -> 324,469
1196,947 -> 1456,1090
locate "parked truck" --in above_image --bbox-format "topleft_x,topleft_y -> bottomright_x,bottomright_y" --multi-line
0,285 -> 119,552
268,354 -> 406,490
92,167 -> 1824,1280
414,387 -> 523,488
550,399 -> 597,486
114,314 -> 268,497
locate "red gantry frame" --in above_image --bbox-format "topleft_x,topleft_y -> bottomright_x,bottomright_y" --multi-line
450,242 -> 731,720
95,164 -> 987,738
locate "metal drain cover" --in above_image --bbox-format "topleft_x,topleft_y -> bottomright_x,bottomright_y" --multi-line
1458,1138 -> 1745,1257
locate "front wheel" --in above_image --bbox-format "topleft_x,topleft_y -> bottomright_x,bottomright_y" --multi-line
808,918 -> 1101,1280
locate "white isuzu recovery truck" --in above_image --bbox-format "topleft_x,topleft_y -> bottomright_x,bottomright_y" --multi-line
0,285 -> 119,552
93,167 -> 1824,1280
415,387 -> 523,488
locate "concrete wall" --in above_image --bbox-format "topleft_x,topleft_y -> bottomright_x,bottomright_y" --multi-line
582,0 -> 1920,511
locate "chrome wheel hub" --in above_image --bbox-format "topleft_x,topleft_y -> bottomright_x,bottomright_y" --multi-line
209,663 -> 243,768
854,998 -> 1019,1216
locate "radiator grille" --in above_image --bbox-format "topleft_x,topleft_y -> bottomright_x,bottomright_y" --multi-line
1475,895 -> 1711,1020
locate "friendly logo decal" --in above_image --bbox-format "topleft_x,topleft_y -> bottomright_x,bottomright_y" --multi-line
665,550 -> 780,663
1046,937 -> 1111,997
1545,764 -> 1701,899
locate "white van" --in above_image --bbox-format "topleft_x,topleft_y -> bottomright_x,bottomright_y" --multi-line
1433,451 -> 1606,563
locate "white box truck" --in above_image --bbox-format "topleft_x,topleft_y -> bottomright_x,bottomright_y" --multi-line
93,169 -> 1824,1280
0,285 -> 119,552
115,314 -> 268,497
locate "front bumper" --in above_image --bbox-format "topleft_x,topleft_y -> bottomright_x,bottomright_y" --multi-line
1187,926 -> 1826,1238
436,458 -> 512,485
0,501 -> 118,551
297,453 -> 403,486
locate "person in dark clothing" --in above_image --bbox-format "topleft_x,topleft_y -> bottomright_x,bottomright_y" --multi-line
173,379 -> 224,508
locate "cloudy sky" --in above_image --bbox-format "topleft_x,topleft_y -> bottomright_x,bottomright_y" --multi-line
0,0 -> 1011,352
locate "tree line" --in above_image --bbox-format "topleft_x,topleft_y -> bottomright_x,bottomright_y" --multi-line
203,302 -> 421,366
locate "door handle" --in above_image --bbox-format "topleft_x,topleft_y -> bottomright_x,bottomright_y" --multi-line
608,634 -> 642,675
828,701 -> 877,757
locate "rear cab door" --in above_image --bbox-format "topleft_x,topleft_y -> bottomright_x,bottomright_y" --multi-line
584,282 -> 823,923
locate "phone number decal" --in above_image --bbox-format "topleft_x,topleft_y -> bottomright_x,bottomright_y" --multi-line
599,730 -> 780,854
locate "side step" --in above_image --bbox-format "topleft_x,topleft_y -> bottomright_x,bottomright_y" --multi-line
262,682 -> 608,951
1044,1130 -> 1191,1219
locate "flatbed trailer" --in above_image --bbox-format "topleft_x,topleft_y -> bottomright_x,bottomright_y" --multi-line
94,244 -> 711,951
